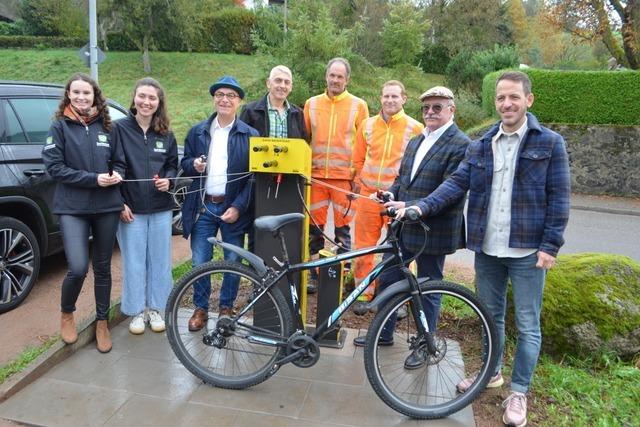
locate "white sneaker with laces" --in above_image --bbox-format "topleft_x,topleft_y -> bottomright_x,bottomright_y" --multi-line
148,309 -> 166,332
129,312 -> 146,335
502,391 -> 527,427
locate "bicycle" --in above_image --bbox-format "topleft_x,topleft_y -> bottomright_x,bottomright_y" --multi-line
165,208 -> 498,419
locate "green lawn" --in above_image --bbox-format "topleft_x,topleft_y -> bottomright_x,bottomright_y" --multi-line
0,49 -> 443,142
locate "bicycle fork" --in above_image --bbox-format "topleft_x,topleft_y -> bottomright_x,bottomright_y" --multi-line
402,267 -> 439,355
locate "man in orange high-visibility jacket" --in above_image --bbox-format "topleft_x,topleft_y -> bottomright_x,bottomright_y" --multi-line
304,57 -> 369,293
351,80 -> 424,313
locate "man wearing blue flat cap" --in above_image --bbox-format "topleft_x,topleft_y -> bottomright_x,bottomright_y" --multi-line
180,75 -> 259,331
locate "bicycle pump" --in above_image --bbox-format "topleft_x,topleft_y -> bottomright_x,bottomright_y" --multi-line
250,137 -> 311,329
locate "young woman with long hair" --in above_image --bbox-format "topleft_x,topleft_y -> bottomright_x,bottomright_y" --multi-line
42,72 -> 125,353
113,77 -> 178,334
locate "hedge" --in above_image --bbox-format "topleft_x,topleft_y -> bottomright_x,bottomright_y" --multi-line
202,8 -> 256,55
0,35 -> 85,49
482,68 -> 640,125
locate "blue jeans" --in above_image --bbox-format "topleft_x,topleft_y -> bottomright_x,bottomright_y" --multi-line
117,210 -> 172,316
377,248 -> 445,341
191,201 -> 244,310
474,251 -> 546,393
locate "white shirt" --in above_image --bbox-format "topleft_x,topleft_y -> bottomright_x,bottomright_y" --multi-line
482,118 -> 536,258
206,117 -> 233,196
410,119 -> 454,180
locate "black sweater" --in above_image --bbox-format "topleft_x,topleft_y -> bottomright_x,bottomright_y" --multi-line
112,115 -> 178,214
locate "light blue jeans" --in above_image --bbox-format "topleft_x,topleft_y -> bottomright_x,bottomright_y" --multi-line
117,210 -> 173,316
474,251 -> 546,393
190,201 -> 244,310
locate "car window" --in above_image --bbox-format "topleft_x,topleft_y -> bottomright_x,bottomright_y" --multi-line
4,102 -> 28,143
108,105 -> 127,121
8,98 -> 58,144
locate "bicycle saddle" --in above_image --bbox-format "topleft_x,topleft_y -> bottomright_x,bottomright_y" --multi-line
254,213 -> 305,232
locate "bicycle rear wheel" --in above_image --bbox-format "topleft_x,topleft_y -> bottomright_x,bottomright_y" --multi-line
165,261 -> 292,389
364,280 -> 498,419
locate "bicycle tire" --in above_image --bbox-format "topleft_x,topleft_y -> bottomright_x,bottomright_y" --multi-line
165,260 -> 293,389
364,280 -> 498,419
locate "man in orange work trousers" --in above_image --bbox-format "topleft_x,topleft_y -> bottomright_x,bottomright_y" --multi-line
304,57 -> 369,293
351,80 -> 424,313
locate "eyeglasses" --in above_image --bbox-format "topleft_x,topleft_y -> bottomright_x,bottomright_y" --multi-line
214,92 -> 239,100
421,103 -> 447,114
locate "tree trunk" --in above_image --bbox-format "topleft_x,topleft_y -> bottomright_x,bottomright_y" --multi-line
620,0 -> 639,69
99,21 -> 109,52
593,0 -> 627,65
142,34 -> 151,73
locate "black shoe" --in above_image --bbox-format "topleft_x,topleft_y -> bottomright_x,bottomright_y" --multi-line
307,277 -> 317,294
352,301 -> 369,316
353,335 -> 393,347
403,350 -> 427,370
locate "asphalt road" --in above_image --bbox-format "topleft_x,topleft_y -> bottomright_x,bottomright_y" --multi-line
448,206 -> 640,265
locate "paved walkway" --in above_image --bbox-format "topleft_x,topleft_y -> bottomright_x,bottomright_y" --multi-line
1,192 -> 638,427
0,323 -> 473,427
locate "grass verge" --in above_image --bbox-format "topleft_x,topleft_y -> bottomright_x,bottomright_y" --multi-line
0,336 -> 57,385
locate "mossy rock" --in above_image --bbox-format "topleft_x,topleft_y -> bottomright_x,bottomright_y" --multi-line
541,253 -> 640,360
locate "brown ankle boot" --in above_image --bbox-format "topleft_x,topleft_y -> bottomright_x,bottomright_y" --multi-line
60,312 -> 78,344
95,320 -> 112,353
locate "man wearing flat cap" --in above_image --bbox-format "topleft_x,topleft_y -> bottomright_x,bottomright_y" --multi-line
180,75 -> 259,331
353,86 -> 470,368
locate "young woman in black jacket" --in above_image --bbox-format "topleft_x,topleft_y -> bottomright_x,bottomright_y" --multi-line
113,78 -> 178,335
42,73 -> 125,353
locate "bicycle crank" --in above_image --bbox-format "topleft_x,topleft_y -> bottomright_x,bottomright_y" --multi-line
286,332 -> 320,368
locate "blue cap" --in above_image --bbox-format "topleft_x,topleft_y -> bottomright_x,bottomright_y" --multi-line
209,75 -> 245,99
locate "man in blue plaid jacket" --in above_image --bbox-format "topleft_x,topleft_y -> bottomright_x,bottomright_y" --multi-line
397,71 -> 570,427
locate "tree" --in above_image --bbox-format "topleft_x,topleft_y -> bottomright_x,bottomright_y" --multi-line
546,0 -> 640,69
506,0 -> 529,52
379,0 -> 426,67
20,0 -> 86,37
110,0 -> 175,72
428,0 -> 510,56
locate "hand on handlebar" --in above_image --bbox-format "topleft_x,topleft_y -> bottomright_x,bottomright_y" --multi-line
393,206 -> 423,221
370,190 -> 394,203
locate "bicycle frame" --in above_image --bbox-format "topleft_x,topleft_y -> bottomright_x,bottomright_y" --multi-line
233,220 -> 431,345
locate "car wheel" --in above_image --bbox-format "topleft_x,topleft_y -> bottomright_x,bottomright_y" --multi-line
172,178 -> 191,236
0,217 -> 41,314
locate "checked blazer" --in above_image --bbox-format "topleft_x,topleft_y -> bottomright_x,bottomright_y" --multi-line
388,123 -> 471,255
414,113 -> 571,257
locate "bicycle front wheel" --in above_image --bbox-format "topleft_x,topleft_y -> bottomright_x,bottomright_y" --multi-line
165,261 -> 292,389
364,280 -> 498,419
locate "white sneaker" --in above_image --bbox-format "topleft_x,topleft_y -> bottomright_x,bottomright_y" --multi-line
129,312 -> 146,335
148,309 -> 166,332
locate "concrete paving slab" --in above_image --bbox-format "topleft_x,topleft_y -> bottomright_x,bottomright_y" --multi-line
189,376 -> 311,418
0,378 -> 132,427
276,353 -> 367,386
102,395 -> 240,427
0,324 -> 477,427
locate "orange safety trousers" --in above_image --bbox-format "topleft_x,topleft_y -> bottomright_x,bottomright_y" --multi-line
353,195 -> 386,301
309,178 -> 355,228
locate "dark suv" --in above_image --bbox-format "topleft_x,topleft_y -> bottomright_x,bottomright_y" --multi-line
0,81 -> 187,314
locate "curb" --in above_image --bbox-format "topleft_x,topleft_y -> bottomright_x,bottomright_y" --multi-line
571,204 -> 640,217
0,304 -> 127,404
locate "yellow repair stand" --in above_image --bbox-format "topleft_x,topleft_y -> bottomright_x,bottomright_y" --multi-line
250,137 -> 311,325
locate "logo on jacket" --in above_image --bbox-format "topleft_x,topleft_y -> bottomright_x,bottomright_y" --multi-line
43,136 -> 56,150
154,139 -> 166,153
96,133 -> 110,147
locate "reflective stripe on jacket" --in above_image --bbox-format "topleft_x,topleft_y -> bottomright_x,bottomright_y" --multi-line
352,110 -> 423,193
304,90 -> 369,179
